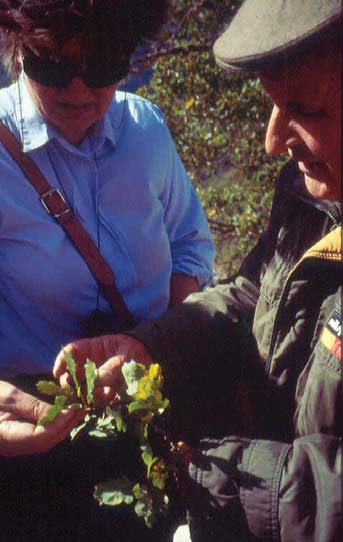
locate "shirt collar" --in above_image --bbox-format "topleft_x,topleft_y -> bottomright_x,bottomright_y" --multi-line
17,75 -> 116,154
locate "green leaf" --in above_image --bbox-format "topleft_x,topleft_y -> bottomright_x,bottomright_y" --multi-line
150,471 -> 168,491
37,395 -> 67,426
87,410 -> 118,439
110,409 -> 127,433
70,420 -> 88,440
128,397 -> 169,415
132,483 -> 145,500
149,458 -> 168,490
70,413 -> 96,440
64,351 -> 81,396
94,477 -> 134,506
134,496 -> 155,528
133,364 -> 164,401
141,451 -> 153,468
121,360 -> 146,396
88,428 -> 110,438
84,358 -> 98,405
36,380 -> 62,396
36,381 -> 77,402
134,498 -> 149,518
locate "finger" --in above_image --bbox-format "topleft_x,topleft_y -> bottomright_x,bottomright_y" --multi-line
53,342 -> 79,379
53,336 -> 116,380
35,408 -> 85,450
59,372 -> 73,389
0,409 -> 84,456
97,355 -> 125,388
7,387 -> 52,422
93,385 -> 116,407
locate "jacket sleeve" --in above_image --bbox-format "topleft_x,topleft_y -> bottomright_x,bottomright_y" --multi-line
129,173 -> 284,442
186,433 -> 341,542
129,259 -> 263,443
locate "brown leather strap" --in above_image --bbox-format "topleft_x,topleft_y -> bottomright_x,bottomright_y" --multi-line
0,121 -> 135,329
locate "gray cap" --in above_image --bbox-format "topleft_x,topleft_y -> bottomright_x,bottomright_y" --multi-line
214,0 -> 342,73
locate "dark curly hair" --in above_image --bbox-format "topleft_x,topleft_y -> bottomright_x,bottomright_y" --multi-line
0,0 -> 170,77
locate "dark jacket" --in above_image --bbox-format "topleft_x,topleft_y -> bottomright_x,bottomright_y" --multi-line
131,162 -> 342,542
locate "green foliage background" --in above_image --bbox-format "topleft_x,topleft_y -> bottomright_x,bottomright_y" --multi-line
136,0 -> 287,278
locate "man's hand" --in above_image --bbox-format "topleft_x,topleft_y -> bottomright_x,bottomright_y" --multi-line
53,333 -> 153,403
0,381 -> 82,456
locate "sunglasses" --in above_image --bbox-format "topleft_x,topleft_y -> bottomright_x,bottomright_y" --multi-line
22,52 -> 130,89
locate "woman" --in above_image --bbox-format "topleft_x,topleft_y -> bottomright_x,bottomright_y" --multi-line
0,1 -> 213,540
0,0 -> 213,380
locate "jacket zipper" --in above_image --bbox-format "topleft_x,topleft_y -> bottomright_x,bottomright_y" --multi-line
320,208 -> 339,229
265,208 -> 340,374
265,254 -> 341,375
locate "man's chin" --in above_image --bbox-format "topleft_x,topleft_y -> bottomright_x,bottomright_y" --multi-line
304,174 -> 341,202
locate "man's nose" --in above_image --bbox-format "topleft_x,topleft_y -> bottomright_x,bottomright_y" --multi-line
265,105 -> 289,156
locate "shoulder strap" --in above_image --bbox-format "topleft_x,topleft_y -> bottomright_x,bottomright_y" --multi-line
0,121 -> 135,330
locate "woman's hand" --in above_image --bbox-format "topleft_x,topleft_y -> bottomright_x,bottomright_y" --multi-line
0,381 -> 82,456
53,333 -> 153,404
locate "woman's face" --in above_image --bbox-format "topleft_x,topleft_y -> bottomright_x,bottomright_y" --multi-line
24,40 -> 119,145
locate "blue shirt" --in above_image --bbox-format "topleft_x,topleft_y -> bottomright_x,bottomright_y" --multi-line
0,81 -> 213,378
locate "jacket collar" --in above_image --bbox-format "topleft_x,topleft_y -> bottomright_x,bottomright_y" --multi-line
303,226 -> 342,262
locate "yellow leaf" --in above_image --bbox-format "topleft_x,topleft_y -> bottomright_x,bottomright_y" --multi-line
208,209 -> 216,217
185,98 -> 195,110
149,363 -> 162,381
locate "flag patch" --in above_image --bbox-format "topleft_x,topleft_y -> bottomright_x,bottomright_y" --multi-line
321,310 -> 341,359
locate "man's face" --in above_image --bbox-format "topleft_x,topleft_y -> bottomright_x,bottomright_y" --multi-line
260,44 -> 341,201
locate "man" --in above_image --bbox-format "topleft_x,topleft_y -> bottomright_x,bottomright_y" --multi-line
54,1 -> 342,540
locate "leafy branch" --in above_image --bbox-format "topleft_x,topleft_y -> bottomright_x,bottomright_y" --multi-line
36,355 -> 184,528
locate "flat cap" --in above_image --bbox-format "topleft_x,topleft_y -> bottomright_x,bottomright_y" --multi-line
214,0 -> 342,73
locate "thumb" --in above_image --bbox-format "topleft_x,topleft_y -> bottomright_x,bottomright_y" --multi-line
93,355 -> 126,406
97,355 -> 125,388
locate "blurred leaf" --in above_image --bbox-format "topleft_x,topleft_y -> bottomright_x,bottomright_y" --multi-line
185,97 -> 195,109
136,0 -> 288,278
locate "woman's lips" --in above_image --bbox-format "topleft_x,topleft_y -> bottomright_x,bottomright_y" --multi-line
58,102 -> 93,111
